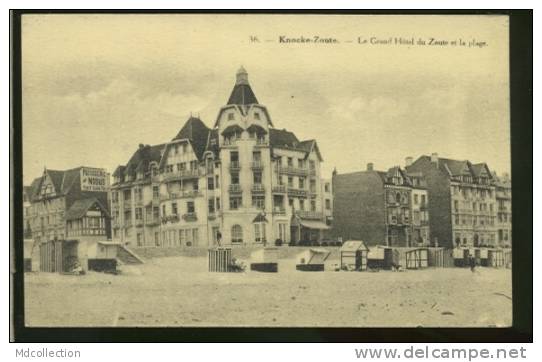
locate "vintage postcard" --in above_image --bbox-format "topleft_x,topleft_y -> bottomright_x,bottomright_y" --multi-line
19,14 -> 512,328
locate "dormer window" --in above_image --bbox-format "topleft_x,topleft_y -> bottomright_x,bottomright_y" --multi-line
228,113 -> 235,121
254,112 -> 260,120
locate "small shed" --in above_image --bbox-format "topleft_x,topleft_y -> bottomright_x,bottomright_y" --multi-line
488,248 -> 505,268
208,247 -> 232,272
367,246 -> 393,269
296,248 -> 330,271
339,240 -> 368,271
404,248 -> 429,269
250,247 -> 279,272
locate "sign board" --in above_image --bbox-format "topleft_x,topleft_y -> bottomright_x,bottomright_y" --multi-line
80,168 -> 109,192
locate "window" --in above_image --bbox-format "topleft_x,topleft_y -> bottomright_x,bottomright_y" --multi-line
310,179 -> 316,193
182,144 -> 188,153
298,159 -> 304,168
253,151 -> 261,162
299,178 -> 305,189
208,177 -> 214,190
190,161 -> 198,171
230,151 -> 239,162
137,233 -> 143,246
135,208 -> 143,220
215,175 -> 220,188
309,160 -> 316,170
310,200 -> 316,211
324,183 -> 330,193
172,202 -> 178,215
231,173 -> 240,185
123,189 -> 131,201
252,196 -> 265,209
216,197 -> 221,210
174,145 -> 179,155
254,112 -> 260,120
177,163 -> 182,171
230,196 -> 242,210
253,171 -> 262,184
228,112 -> 235,121
395,192 -> 401,204
454,200 -> 459,211
254,223 -> 266,243
289,198 -> 294,207
299,199 -> 305,211
414,194 -> 419,204
325,199 -> 331,210
153,186 -> 159,199
162,205 -> 166,216
208,199 -> 215,213
180,162 -> 186,171
135,187 -> 143,201
288,177 -> 294,187
153,206 -> 159,220
187,201 -> 195,214
231,225 -> 243,243
287,157 -> 293,167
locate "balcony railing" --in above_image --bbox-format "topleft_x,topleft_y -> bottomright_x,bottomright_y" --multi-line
251,184 -> 265,193
145,217 -> 160,226
255,139 -> 268,146
229,161 -> 241,171
279,165 -> 309,176
287,187 -> 308,197
251,161 -> 264,169
296,210 -> 323,220
161,215 -> 179,224
229,184 -> 242,193
162,169 -> 201,182
273,207 -> 286,215
160,190 -> 202,201
182,212 -> 198,222
272,185 -> 287,193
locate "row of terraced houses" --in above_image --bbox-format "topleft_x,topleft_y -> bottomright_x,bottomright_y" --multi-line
23,67 -> 512,251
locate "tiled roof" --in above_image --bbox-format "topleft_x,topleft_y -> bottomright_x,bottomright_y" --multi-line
227,84 -> 259,105
65,197 -> 109,220
122,143 -> 165,180
269,128 -> 300,148
172,117 -> 211,161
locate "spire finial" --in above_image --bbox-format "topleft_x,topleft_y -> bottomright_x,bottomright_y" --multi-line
236,66 -> 248,85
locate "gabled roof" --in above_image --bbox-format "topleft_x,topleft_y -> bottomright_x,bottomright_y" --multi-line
407,155 -> 495,181
384,166 -> 412,186
65,197 -> 109,220
172,117 -> 211,161
437,157 -> 472,176
122,143 -> 165,180
471,163 -> 493,179
269,128 -> 300,148
45,169 -> 65,194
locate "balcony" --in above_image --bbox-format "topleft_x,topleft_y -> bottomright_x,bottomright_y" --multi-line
160,190 -> 202,201
272,206 -> 286,215
229,184 -> 242,194
272,185 -> 287,194
279,165 -> 309,176
296,210 -> 323,220
229,161 -> 241,171
162,169 -> 201,183
161,214 -> 179,224
145,217 -> 160,226
287,187 -> 308,198
255,139 -> 269,147
309,168 -> 317,176
123,202 -> 132,210
251,184 -> 265,194
251,161 -> 264,169
182,212 -> 198,222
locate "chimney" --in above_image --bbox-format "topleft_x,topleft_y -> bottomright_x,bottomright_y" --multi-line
431,153 -> 439,164
367,163 -> 374,171
139,143 -> 145,149
405,156 -> 413,167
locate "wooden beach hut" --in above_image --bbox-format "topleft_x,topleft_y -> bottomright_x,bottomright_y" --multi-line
296,248 -> 330,271
250,247 -> 279,272
208,247 -> 232,272
367,246 -> 393,269
339,240 -> 368,271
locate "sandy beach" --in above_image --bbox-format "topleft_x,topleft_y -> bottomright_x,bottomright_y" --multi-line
24,252 -> 512,328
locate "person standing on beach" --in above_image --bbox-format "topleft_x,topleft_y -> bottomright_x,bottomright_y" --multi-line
469,253 -> 476,272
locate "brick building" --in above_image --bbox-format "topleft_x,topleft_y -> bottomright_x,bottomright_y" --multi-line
494,173 -> 512,247
332,163 -> 430,247
406,153 -> 497,249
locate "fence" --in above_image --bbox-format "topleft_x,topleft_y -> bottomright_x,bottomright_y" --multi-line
208,248 -> 232,272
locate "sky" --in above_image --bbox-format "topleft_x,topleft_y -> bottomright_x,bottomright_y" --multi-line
21,14 -> 510,184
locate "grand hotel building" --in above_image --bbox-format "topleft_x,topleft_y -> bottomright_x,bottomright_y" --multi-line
110,67 -> 329,248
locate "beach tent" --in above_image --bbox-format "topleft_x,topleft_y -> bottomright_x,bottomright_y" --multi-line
250,247 -> 279,272
296,248 -> 331,271
340,240 -> 368,271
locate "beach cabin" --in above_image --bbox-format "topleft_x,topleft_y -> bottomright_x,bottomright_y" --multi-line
404,248 -> 429,269
296,248 -> 330,271
250,247 -> 279,272
367,246 -> 393,269
208,247 -> 232,272
488,248 -> 505,268
339,240 -> 368,271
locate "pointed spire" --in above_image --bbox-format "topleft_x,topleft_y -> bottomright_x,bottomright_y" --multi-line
236,66 -> 249,85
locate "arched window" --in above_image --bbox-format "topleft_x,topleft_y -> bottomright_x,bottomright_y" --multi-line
231,225 -> 243,243
395,192 -> 401,203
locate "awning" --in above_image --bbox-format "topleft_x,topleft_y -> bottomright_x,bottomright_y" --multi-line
252,213 -> 268,223
298,219 -> 330,230
247,124 -> 268,135
221,124 -> 244,136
